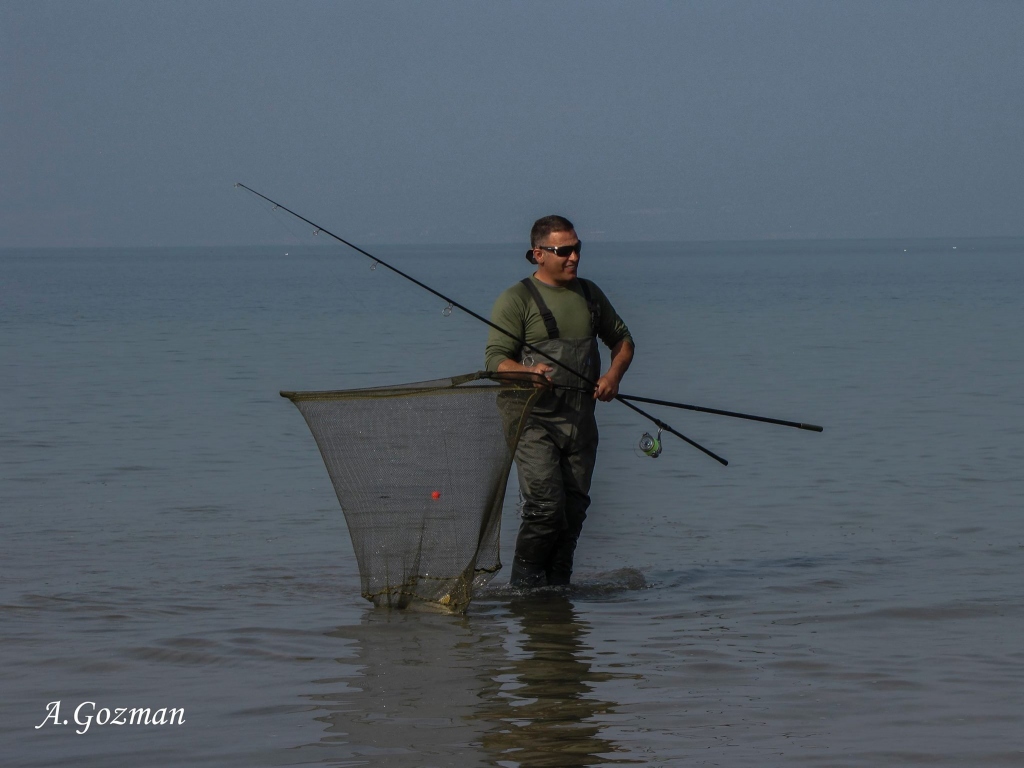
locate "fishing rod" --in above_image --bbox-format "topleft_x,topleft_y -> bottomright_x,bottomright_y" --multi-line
621,394 -> 823,432
235,184 -> 821,462
236,183 -> 726,464
554,387 -> 822,432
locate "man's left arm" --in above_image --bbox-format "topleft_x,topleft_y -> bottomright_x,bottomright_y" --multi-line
594,338 -> 634,401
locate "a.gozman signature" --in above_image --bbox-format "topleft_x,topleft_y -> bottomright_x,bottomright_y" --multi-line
35,701 -> 185,734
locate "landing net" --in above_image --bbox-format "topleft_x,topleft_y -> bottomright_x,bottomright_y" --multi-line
281,372 -> 541,612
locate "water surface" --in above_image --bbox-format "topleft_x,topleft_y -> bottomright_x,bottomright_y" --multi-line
2,238 -> 1023,765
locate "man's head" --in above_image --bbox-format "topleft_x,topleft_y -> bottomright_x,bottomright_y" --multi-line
526,215 -> 582,287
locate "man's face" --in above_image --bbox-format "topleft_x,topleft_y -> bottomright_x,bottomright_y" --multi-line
533,229 -> 581,287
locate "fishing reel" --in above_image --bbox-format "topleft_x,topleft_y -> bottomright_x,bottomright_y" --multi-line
636,428 -> 663,459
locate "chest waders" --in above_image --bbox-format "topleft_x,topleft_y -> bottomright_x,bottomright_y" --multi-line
510,279 -> 602,588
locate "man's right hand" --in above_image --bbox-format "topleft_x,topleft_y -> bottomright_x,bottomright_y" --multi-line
496,359 -> 554,386
526,363 -> 554,380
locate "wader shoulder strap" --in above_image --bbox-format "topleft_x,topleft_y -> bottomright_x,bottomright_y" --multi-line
579,279 -> 602,336
520,278 -> 560,339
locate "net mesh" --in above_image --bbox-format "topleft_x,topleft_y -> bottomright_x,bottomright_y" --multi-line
282,372 -> 540,612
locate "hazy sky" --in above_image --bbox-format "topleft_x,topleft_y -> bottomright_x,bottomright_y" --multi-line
2,0 -> 1022,247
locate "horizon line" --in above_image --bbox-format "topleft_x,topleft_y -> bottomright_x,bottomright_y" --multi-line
3,234 -> 1024,251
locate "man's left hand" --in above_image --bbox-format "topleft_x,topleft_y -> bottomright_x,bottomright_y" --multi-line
593,375 -> 620,402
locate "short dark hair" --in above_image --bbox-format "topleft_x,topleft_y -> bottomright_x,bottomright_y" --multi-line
530,215 -> 575,248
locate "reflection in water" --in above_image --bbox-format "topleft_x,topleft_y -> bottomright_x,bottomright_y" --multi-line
297,597 -> 635,767
476,595 -> 638,768
311,610 -> 502,766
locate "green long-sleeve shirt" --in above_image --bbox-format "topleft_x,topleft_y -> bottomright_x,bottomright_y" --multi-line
484,276 -> 633,371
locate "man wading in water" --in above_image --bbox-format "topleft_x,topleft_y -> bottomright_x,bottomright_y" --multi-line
485,216 -> 634,587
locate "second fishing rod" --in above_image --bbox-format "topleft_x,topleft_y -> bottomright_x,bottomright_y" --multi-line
236,183 -> 822,463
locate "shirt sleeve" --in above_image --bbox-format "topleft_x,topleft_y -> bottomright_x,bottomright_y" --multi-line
592,283 -> 634,350
484,287 -> 528,371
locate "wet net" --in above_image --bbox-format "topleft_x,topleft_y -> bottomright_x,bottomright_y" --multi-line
281,372 -> 541,612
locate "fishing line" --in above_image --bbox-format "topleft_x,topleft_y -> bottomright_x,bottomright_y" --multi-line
234,183 -> 822,463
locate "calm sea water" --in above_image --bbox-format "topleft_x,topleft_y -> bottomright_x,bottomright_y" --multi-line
2,238 -> 1023,766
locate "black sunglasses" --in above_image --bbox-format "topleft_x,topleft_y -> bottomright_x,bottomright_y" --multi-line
536,241 -> 582,257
